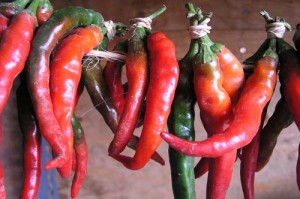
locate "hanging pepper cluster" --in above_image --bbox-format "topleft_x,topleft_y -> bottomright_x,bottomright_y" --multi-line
0,0 -> 299,198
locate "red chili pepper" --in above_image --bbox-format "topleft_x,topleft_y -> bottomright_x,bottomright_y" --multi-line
110,32 -> 179,170
276,38 -> 300,190
36,0 -> 53,25
216,46 -> 245,105
26,6 -> 105,170
71,114 -> 87,198
108,31 -> 149,155
0,14 -> 9,38
0,0 -> 39,114
50,25 -> 102,177
17,73 -> 42,199
161,40 -> 278,158
103,41 -> 127,115
0,116 -> 5,199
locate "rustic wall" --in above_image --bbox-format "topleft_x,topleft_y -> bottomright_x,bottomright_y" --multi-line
2,0 -> 300,199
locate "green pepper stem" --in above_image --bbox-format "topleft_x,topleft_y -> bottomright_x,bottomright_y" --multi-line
26,0 -> 40,16
147,4 -> 166,20
38,0 -> 53,12
14,0 -> 31,11
263,38 -> 278,60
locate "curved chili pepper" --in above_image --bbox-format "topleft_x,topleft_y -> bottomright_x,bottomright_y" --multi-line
82,36 -> 164,165
256,85 -> 293,172
50,26 -> 103,177
103,41 -> 127,115
110,31 -> 179,170
26,6 -> 105,170
0,0 -> 39,115
0,0 -> 31,18
36,0 -> 53,25
17,73 -> 42,199
71,114 -> 87,198
161,42 -> 278,158
108,6 -> 166,155
166,4 -> 197,198
276,38 -> 300,190
0,14 -> 9,38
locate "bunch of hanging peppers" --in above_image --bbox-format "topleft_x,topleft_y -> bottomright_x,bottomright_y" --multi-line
0,0 -> 300,198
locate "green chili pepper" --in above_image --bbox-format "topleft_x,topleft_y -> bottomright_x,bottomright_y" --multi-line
167,3 -> 198,198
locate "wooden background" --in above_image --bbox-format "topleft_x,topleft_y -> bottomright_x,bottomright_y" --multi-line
2,0 -> 300,198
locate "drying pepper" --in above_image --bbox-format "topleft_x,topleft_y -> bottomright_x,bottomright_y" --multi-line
166,3 -> 197,198
50,25 -> 103,177
0,0 -> 31,18
111,31 -> 179,170
276,37 -> 300,190
0,0 -> 39,114
103,41 -> 127,116
108,5 -> 166,155
82,35 -> 165,165
36,0 -> 53,25
0,14 -> 8,38
26,6 -> 105,170
256,85 -> 293,171
17,72 -> 42,199
161,39 -> 278,158
71,114 -> 87,198
0,116 -> 4,199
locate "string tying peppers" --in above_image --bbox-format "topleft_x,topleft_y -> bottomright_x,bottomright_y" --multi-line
108,5 -> 166,155
26,6 -> 106,170
110,31 -> 179,170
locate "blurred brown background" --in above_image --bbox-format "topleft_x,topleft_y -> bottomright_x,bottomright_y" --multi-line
2,0 -> 300,198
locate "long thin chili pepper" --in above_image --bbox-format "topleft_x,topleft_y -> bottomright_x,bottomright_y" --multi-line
71,114 -> 87,199
50,26 -> 103,177
0,0 -> 31,18
256,85 -> 293,171
111,31 -> 179,170
0,0 -> 39,114
167,3 -> 197,198
161,40 -> 278,158
36,0 -> 53,25
82,36 -> 165,165
0,14 -> 9,38
103,41 -> 127,115
276,37 -> 300,190
26,6 -> 105,170
17,73 -> 42,199
108,6 -> 166,155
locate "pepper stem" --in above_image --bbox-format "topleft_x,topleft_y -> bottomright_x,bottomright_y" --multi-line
147,4 -> 166,20
263,38 -> 278,61
26,0 -> 40,16
14,0 -> 31,11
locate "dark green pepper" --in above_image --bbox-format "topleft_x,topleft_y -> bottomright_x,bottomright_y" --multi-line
167,3 -> 198,199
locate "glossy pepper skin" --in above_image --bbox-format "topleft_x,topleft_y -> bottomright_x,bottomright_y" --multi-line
256,85 -> 293,171
0,0 -> 31,18
276,38 -> 300,190
82,37 -> 165,165
0,0 -> 39,114
50,26 -> 102,178
161,48 -> 278,158
36,0 -> 53,25
111,32 -> 179,170
108,27 -> 149,155
71,114 -> 88,198
17,73 -> 42,199
103,41 -> 127,116
167,33 -> 197,199
0,116 -> 4,199
0,14 -> 8,38
26,6 -> 105,170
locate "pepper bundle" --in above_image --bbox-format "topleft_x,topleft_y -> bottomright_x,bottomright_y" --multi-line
0,0 -> 300,198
